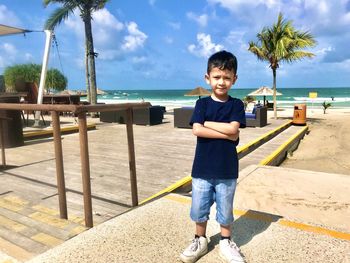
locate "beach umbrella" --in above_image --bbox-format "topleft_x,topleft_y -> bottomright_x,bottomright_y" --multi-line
184,86 -> 211,99
97,88 -> 107,95
248,86 -> 282,106
57,89 -> 77,95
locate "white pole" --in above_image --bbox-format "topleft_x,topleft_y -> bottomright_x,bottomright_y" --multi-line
33,29 -> 53,127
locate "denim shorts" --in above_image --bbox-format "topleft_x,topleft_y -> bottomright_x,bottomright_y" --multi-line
190,177 -> 237,226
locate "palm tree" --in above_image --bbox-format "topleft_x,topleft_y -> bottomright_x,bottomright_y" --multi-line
43,0 -> 109,106
248,13 -> 316,118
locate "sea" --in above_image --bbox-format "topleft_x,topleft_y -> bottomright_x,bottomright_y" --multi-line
94,87 -> 350,109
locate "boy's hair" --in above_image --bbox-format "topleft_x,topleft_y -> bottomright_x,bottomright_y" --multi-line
207,50 -> 237,75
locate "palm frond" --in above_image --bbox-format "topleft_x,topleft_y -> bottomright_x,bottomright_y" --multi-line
44,5 -> 76,30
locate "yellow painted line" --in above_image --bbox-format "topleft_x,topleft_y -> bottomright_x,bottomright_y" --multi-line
1,260 -> 16,263
69,225 -> 88,237
165,194 -> 350,241
23,123 -> 96,138
236,120 -> 292,154
68,215 -> 85,225
140,175 -> 192,204
0,199 -> 23,212
29,212 -> 69,228
3,196 -> 28,206
278,219 -> 350,241
259,125 -> 308,165
32,205 -> 59,216
0,215 -> 27,232
0,237 -> 33,262
31,233 -> 63,247
165,194 -> 191,204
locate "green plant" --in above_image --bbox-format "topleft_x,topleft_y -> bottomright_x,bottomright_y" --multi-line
248,13 -> 316,119
44,0 -> 110,105
3,63 -> 67,92
242,95 -> 256,108
322,101 -> 331,114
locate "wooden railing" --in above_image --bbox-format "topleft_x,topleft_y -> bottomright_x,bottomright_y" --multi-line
0,102 -> 151,227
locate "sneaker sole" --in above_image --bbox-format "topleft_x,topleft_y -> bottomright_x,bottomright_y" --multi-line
179,247 -> 208,263
219,250 -> 245,263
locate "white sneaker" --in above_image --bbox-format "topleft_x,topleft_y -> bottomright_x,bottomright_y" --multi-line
180,236 -> 208,263
219,239 -> 245,263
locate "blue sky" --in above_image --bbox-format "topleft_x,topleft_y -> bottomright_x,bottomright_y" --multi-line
1,0 -> 350,90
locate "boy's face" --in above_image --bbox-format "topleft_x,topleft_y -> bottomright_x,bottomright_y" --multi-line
205,67 -> 237,100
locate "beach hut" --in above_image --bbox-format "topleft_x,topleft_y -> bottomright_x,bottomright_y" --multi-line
249,86 -> 282,106
184,86 -> 211,99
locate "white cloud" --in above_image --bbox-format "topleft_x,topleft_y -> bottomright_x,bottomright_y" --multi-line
0,5 -> 21,25
122,22 -> 148,51
2,43 -> 17,55
164,36 -> 173,44
187,12 -> 208,27
149,0 -> 156,6
168,22 -> 181,30
188,33 -> 224,57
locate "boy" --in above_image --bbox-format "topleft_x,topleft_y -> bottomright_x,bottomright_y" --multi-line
180,50 -> 246,263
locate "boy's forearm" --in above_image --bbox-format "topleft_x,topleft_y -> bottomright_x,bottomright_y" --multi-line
204,121 -> 239,135
192,124 -> 233,140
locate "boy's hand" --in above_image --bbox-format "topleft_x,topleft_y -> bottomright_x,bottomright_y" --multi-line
228,130 -> 240,141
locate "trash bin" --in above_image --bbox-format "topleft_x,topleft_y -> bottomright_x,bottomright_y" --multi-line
293,104 -> 307,125
0,95 -> 24,148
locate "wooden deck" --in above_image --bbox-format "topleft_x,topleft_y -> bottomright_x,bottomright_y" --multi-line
0,113 -> 291,261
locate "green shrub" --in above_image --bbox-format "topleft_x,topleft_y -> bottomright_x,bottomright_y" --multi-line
3,63 -> 67,93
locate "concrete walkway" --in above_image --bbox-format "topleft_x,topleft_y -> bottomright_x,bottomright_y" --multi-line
27,165 -> 350,263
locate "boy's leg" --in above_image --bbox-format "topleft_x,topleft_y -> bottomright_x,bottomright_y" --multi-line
180,178 -> 213,263
196,221 -> 207,237
215,179 -> 245,262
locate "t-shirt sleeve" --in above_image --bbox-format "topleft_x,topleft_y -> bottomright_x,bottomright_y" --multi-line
190,99 -> 206,126
230,99 -> 246,128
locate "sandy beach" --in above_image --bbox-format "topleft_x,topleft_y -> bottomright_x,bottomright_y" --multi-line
235,106 -> 350,233
280,107 -> 350,175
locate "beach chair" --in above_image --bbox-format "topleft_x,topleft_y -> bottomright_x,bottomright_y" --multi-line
245,106 -> 267,127
174,107 -> 194,129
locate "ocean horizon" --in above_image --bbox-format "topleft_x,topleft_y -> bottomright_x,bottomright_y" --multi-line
90,87 -> 350,108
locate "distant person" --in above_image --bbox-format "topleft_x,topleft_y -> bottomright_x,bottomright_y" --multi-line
141,97 -> 145,102
180,50 -> 246,263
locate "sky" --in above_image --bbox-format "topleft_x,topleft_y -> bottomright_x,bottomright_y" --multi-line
1,0 -> 350,90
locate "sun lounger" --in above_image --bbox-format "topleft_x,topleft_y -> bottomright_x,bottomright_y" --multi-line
174,107 -> 194,129
100,106 -> 165,126
245,106 -> 267,127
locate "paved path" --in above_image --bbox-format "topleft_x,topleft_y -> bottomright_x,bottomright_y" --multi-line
28,166 -> 350,263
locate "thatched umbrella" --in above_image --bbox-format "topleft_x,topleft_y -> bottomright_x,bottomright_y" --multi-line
248,86 -> 282,106
97,88 -> 107,95
184,86 -> 211,99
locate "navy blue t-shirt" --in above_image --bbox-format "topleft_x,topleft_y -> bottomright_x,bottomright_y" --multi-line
190,96 -> 246,179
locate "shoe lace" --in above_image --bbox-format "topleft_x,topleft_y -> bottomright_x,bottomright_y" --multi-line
228,240 -> 241,252
189,238 -> 200,252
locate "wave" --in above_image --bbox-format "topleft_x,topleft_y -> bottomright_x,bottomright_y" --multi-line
293,97 -> 350,102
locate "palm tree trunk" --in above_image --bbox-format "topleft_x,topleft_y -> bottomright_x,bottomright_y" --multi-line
85,45 -> 91,103
272,68 -> 277,119
83,15 -> 97,106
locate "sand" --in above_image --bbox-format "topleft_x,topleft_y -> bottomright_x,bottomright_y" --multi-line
233,106 -> 350,233
280,107 -> 350,175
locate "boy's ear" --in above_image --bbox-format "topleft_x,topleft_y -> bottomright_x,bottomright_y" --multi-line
205,74 -> 210,84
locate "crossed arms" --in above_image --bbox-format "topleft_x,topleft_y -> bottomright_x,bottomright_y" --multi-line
192,121 -> 240,141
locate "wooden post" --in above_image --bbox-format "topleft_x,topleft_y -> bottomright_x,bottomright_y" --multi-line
78,112 -> 93,227
51,111 -> 68,219
0,120 -> 5,167
125,108 -> 138,206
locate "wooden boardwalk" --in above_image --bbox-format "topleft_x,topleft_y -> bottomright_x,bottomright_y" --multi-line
0,113 -> 292,261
